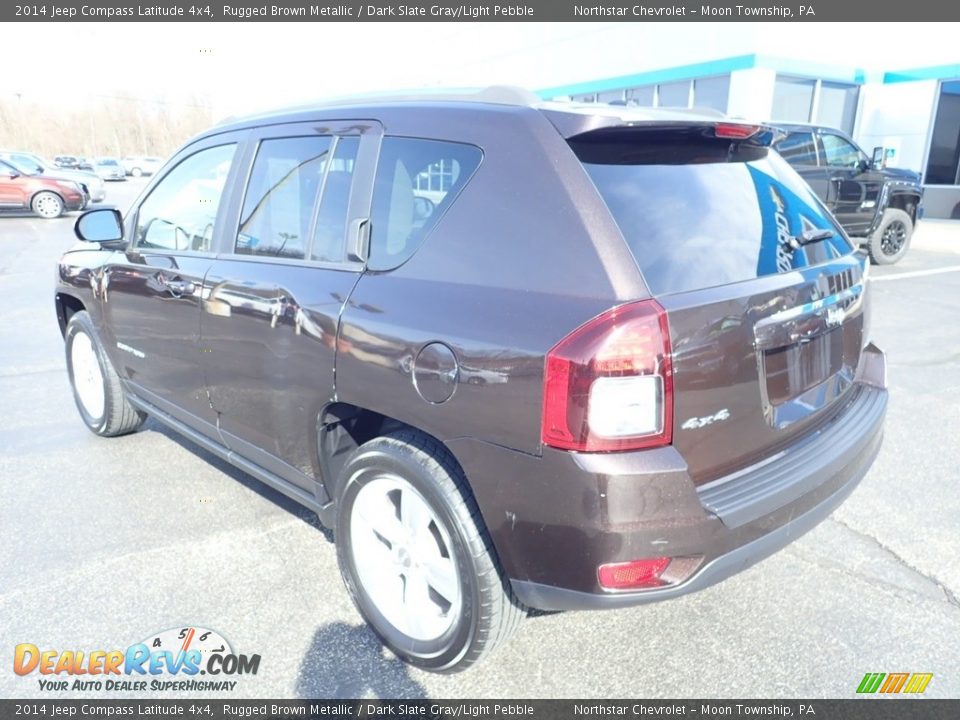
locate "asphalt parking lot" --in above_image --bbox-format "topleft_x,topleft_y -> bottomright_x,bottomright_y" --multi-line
1,180 -> 958,699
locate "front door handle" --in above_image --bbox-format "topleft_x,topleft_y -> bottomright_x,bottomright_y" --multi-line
159,275 -> 196,296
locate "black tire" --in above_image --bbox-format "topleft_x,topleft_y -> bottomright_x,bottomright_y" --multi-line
31,191 -> 65,219
335,430 -> 525,673
867,208 -> 912,265
64,310 -> 146,437
131,167 -> 142,177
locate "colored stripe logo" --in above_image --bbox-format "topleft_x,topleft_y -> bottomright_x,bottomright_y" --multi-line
857,672 -> 933,694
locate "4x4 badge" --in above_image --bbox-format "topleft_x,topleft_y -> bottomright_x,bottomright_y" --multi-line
681,409 -> 731,430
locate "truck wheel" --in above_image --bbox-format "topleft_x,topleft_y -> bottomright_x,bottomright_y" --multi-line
867,208 -> 912,265
65,311 -> 146,437
335,431 -> 525,673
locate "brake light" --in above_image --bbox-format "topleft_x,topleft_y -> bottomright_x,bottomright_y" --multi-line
714,123 -> 760,139
542,299 -> 673,452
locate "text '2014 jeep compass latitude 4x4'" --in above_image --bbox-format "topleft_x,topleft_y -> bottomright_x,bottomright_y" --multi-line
56,88 -> 887,672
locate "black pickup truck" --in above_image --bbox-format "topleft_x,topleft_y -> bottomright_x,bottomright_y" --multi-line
774,123 -> 923,264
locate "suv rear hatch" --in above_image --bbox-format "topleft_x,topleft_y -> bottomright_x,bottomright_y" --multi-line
568,122 -> 869,485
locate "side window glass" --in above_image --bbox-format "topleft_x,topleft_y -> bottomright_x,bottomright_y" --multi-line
236,136 -> 332,259
311,136 -> 359,262
820,133 -> 862,168
776,132 -> 818,166
135,144 -> 236,252
368,137 -> 482,271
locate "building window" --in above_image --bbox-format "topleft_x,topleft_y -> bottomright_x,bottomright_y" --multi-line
817,82 -> 859,135
571,93 -> 597,103
596,89 -> 625,103
625,85 -> 655,106
925,80 -> 960,185
772,76 -> 816,123
657,80 -> 690,108
693,75 -> 730,113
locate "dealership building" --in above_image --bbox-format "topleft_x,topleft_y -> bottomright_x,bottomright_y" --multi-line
537,54 -> 960,219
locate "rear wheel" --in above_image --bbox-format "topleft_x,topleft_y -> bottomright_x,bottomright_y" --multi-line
335,431 -> 525,673
867,208 -> 912,265
65,311 -> 145,437
131,167 -> 142,177
31,191 -> 64,219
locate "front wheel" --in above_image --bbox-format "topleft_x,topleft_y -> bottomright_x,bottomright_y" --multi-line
131,167 -> 142,177
335,431 -> 525,673
65,311 -> 146,437
867,208 -> 913,265
31,191 -> 64,219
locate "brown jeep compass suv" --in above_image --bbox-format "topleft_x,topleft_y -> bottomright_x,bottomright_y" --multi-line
55,88 -> 887,672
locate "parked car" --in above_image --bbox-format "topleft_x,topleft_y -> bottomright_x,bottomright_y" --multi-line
55,88 -> 887,672
76,157 -> 94,172
1,158 -> 86,218
0,150 -> 106,203
121,156 -> 163,177
92,157 -> 126,181
54,155 -> 80,169
773,123 -> 923,264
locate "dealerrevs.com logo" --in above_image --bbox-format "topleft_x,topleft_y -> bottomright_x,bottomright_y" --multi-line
14,626 -> 260,692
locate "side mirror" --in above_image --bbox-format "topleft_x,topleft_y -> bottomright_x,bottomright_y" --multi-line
75,207 -> 124,244
857,158 -> 872,173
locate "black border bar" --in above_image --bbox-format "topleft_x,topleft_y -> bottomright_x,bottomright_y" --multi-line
5,0 -> 960,22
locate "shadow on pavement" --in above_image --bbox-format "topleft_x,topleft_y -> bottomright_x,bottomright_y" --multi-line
295,622 -> 427,698
147,419 -> 333,543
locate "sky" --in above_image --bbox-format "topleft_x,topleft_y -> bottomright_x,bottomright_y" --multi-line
5,22 -> 959,116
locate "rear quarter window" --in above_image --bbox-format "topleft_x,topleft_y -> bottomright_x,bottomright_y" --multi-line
367,137 -> 482,271
572,129 -> 852,296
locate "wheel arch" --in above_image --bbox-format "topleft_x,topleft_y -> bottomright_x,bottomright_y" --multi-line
56,292 -> 86,337
887,191 -> 921,224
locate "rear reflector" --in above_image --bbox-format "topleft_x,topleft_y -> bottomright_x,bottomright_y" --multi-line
714,123 -> 760,139
598,558 -> 671,590
598,556 -> 704,591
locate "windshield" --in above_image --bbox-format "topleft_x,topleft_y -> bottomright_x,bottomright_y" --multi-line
98,159 -> 118,166
2,158 -> 37,175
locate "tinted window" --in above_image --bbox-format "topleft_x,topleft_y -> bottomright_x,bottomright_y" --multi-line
135,143 -> 236,252
693,76 -> 729,113
777,132 -> 818,166
368,137 -> 482,271
820,133 -> 863,168
237,136 -> 332,260
625,85 -> 655,106
573,130 -> 851,296
657,81 -> 690,108
772,76 -> 815,123
925,80 -> 960,185
817,82 -> 859,135
311,136 -> 359,262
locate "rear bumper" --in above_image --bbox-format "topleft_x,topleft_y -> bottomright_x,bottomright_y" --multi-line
449,346 -> 888,611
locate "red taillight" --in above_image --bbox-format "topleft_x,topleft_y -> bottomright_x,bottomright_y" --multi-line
598,558 -> 671,590
541,299 -> 673,452
714,123 -> 760,139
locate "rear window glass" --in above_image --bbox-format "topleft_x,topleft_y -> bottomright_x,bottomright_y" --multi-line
572,129 -> 852,296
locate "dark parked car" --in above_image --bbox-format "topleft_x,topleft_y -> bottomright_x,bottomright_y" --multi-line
773,123 -> 923,264
54,155 -> 80,169
0,159 -> 87,218
55,89 -> 887,672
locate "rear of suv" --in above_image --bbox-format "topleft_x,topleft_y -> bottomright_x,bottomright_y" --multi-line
55,88 -> 887,672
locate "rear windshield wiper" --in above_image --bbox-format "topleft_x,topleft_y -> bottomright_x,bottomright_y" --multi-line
789,228 -> 834,250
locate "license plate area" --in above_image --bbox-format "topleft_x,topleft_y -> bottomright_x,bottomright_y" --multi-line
754,280 -> 864,429
764,327 -> 845,405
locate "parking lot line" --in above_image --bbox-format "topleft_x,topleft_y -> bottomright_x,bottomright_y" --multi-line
872,264 -> 960,282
